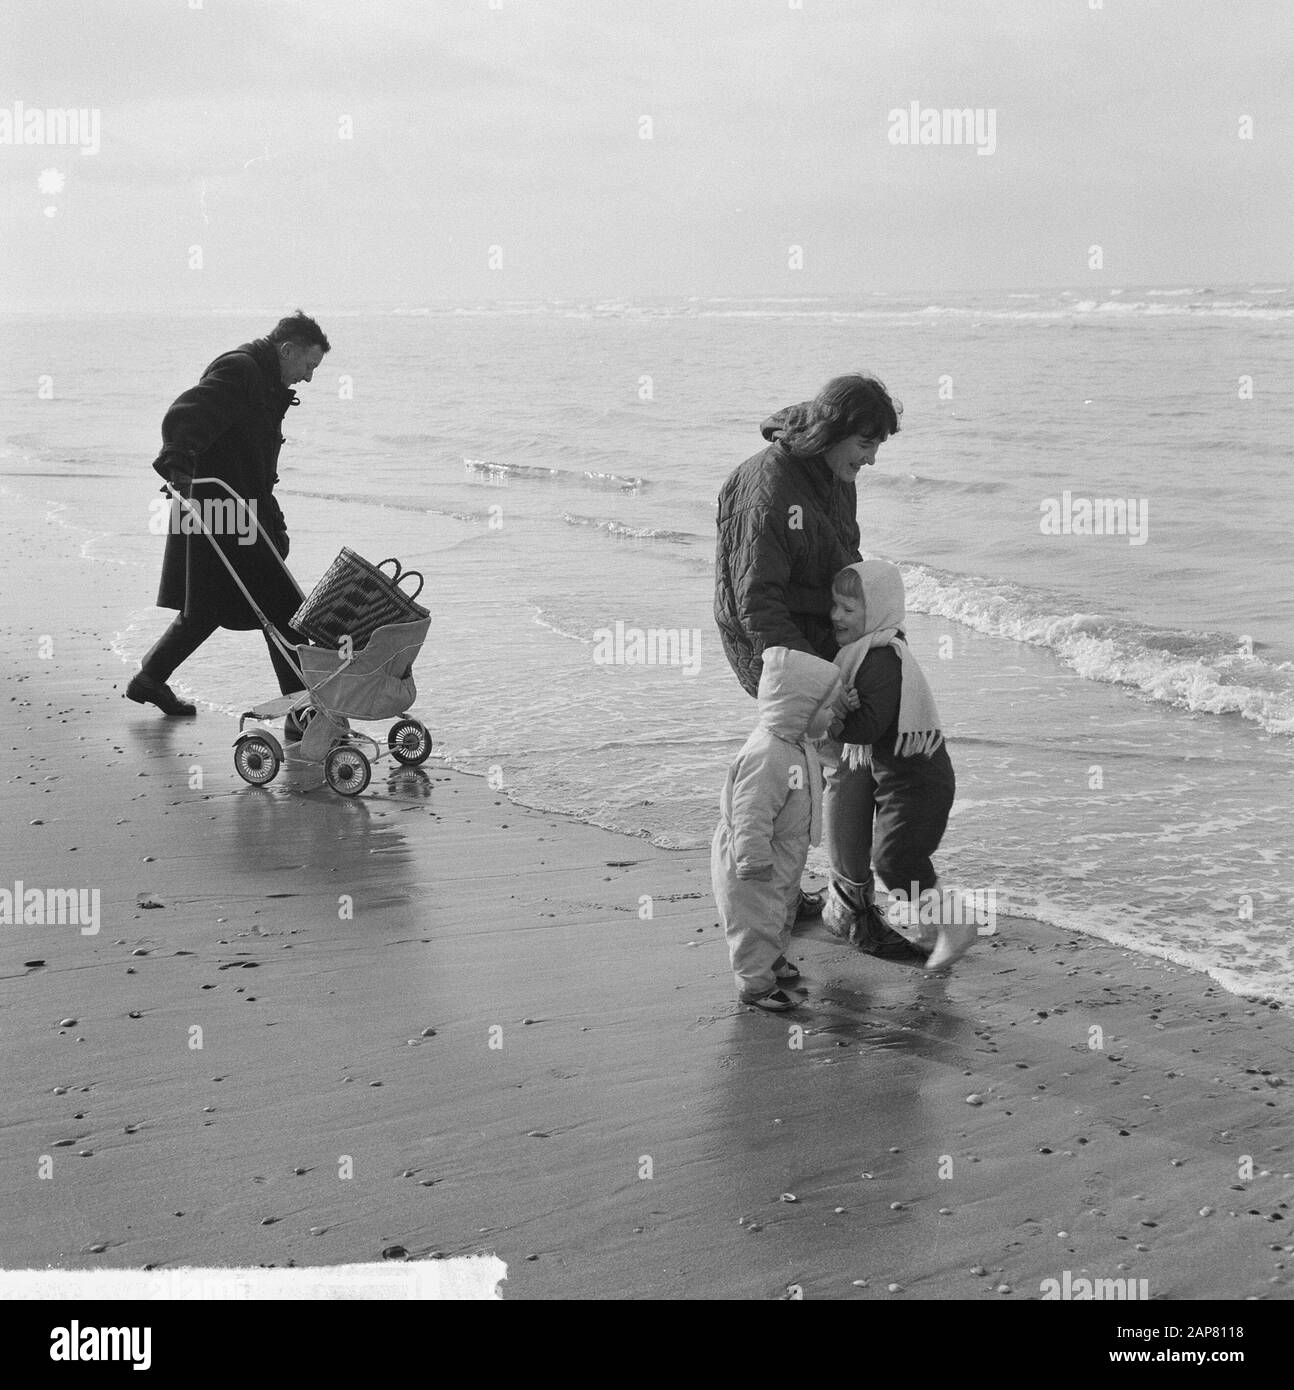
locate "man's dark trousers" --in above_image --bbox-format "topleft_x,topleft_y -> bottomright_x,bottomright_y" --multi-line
141,606 -> 307,697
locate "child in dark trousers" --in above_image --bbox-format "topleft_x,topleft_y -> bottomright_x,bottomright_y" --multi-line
821,560 -> 976,970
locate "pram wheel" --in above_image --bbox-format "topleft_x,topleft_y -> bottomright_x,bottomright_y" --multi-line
388,718 -> 432,766
234,732 -> 283,785
324,744 -> 371,796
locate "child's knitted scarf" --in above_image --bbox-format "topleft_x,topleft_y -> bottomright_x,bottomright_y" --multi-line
828,560 -> 944,770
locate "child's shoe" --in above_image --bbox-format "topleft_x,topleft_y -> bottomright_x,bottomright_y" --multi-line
857,900 -> 931,965
793,888 -> 824,921
739,988 -> 799,1012
773,955 -> 801,982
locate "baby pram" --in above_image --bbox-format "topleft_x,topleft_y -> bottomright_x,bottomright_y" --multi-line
165,477 -> 433,796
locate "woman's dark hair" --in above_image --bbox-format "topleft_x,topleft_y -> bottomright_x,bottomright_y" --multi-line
782,373 -> 902,457
267,310 -> 330,353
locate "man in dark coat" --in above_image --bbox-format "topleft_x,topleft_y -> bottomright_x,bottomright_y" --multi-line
126,312 -> 329,718
714,373 -> 904,931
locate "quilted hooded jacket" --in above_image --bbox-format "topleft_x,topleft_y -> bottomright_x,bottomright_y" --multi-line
714,403 -> 862,697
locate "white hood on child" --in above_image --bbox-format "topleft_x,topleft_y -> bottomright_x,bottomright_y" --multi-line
757,646 -> 843,741
832,560 -> 944,767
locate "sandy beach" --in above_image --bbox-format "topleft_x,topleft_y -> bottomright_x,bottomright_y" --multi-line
2,482 -> 1291,1302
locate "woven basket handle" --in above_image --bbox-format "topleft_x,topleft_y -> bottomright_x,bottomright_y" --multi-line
377,558 -> 424,601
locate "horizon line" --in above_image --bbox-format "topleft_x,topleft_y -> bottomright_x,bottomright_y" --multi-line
1,281 -> 1289,316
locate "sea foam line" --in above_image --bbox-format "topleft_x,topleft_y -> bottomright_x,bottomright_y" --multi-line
465,458 -> 646,492
901,562 -> 1294,736
561,512 -> 695,543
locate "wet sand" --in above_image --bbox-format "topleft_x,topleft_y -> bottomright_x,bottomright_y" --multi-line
2,484 -> 1292,1300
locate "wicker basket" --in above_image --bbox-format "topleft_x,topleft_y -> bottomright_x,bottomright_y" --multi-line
292,548 -> 428,651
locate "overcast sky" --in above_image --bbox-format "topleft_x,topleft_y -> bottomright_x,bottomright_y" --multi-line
2,0 -> 1290,308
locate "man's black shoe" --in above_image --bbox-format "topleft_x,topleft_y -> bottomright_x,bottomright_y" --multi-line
794,887 -> 825,922
126,673 -> 196,717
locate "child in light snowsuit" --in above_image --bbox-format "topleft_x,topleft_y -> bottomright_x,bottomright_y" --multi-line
821,560 -> 976,970
711,646 -> 845,1011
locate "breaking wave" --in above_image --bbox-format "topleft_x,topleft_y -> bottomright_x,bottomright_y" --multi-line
903,562 -> 1294,736
561,512 -> 695,543
464,457 -> 646,492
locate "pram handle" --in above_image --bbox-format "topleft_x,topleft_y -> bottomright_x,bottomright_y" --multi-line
375,558 -> 424,601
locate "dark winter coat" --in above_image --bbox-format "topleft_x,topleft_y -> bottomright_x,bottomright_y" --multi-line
714,404 -> 862,697
838,642 -> 956,785
152,338 -> 302,631
838,642 -> 956,895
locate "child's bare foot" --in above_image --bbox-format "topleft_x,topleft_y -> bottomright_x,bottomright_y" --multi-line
924,920 -> 977,970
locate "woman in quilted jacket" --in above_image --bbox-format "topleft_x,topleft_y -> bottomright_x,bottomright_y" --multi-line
714,373 -> 901,697
713,373 -> 921,959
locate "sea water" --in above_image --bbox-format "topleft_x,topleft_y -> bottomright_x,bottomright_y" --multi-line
3,288 -> 1292,1002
